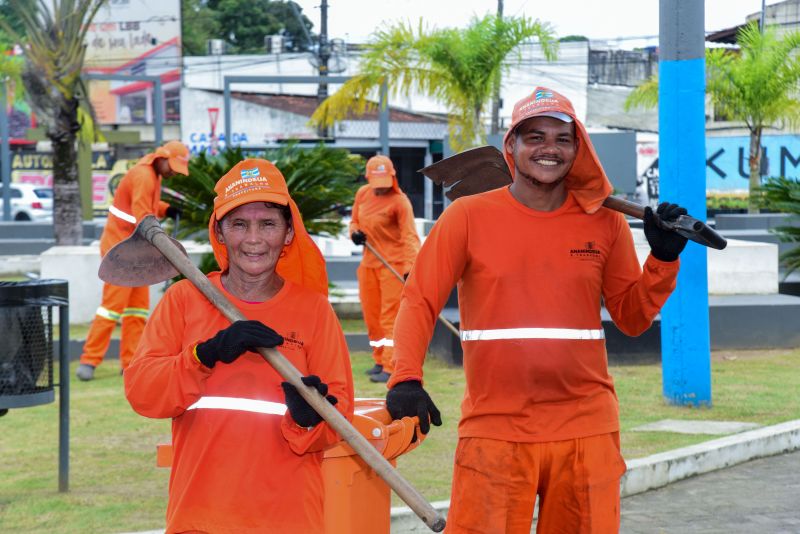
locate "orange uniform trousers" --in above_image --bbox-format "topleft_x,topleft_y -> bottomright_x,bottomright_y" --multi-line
79,282 -> 149,370
357,264 -> 404,373
446,433 -> 626,534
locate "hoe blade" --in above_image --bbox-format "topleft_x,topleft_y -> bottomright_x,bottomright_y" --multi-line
98,228 -> 186,287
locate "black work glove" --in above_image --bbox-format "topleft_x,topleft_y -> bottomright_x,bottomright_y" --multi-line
644,202 -> 689,262
195,320 -> 283,368
351,230 -> 367,246
281,375 -> 338,428
166,205 -> 182,219
386,380 -> 442,435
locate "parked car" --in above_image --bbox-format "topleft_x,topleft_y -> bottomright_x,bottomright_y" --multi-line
0,183 -> 54,222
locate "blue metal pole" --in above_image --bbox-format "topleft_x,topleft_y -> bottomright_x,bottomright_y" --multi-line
379,81 -> 389,155
1,80 -> 11,221
659,0 -> 712,406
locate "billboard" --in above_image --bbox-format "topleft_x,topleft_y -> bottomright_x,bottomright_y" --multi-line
83,0 -> 182,125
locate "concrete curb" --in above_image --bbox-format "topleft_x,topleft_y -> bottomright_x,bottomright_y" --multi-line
388,419 -> 800,532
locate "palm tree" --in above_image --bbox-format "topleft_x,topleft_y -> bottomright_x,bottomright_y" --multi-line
310,15 -> 557,152
755,177 -> 800,276
626,22 -> 800,213
0,0 -> 105,244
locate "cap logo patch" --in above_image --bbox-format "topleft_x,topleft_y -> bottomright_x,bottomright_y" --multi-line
535,90 -> 553,100
240,167 -> 260,179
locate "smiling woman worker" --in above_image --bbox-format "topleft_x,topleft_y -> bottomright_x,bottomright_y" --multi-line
124,158 -> 354,534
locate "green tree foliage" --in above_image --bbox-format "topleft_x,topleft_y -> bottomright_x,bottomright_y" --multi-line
0,0 -> 28,49
625,22 -> 800,212
193,0 -> 314,54
0,0 -> 105,245
181,0 -> 221,56
164,143 -> 364,246
754,177 -> 800,276
310,15 -> 557,152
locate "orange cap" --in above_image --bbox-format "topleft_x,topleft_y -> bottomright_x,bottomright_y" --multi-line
502,87 -> 613,214
365,155 -> 395,188
212,159 -> 290,219
154,140 -> 190,176
208,159 -> 329,296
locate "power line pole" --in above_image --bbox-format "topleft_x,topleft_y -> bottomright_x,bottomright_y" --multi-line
760,0 -> 767,32
318,0 -> 330,101
489,0 -> 504,135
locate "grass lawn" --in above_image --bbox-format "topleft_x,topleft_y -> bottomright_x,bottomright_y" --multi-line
1,348 -> 798,532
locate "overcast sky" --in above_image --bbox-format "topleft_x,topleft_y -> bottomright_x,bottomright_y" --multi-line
291,0 -> 778,45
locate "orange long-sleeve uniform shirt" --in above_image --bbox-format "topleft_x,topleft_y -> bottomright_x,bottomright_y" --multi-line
100,162 -> 169,255
389,187 -> 679,443
124,273 -> 355,534
349,185 -> 420,273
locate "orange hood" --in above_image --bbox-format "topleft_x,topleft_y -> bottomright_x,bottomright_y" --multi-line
502,87 -> 612,214
207,158 -> 329,296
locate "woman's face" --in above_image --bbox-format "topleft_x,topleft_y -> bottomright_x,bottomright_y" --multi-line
215,202 -> 294,279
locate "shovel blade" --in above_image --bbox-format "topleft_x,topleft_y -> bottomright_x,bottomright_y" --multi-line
419,145 -> 512,201
98,228 -> 187,286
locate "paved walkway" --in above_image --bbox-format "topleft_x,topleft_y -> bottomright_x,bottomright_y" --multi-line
620,450 -> 800,533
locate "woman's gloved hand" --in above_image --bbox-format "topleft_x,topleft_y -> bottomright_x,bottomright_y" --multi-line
195,320 -> 283,368
351,230 -> 367,245
281,375 -> 338,428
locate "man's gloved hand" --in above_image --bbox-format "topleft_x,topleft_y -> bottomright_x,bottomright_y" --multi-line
281,375 -> 338,428
195,320 -> 283,368
351,230 -> 367,246
386,380 -> 442,435
644,202 -> 689,262
166,205 -> 182,219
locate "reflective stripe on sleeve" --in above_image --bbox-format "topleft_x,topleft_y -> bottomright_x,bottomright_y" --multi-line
109,204 -> 136,224
460,328 -> 605,342
186,396 -> 288,415
369,338 -> 394,348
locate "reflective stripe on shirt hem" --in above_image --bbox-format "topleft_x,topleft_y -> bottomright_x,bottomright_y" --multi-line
369,338 -> 394,347
109,204 -> 136,224
460,328 -> 605,341
186,396 -> 287,415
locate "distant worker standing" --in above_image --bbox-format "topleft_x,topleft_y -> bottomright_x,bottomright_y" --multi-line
76,140 -> 189,381
350,155 -> 420,383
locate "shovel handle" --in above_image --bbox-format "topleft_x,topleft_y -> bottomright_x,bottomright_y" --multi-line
138,217 -> 445,532
602,196 -> 727,250
364,241 -> 461,338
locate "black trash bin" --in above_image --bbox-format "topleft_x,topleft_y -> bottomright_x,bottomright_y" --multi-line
0,279 -> 70,491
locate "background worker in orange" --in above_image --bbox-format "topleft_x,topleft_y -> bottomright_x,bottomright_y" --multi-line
385,87 -> 690,533
76,140 -> 189,381
350,155 -> 420,383
125,158 -> 354,533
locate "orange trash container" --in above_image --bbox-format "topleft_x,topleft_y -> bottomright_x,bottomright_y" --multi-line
155,398 -> 425,534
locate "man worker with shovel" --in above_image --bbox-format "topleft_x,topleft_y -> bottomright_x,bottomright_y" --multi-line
350,155 -> 421,383
124,158 -> 354,533
386,87 -> 689,533
76,140 -> 189,381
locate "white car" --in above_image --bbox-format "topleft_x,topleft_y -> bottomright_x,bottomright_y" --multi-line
0,183 -> 54,222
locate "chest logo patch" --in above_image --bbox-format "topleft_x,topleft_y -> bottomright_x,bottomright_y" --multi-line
570,241 -> 602,259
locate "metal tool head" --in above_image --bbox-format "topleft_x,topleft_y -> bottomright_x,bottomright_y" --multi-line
419,145 -> 512,201
98,218 -> 187,286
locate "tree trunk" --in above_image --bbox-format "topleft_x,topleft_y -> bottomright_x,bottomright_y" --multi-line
748,127 -> 763,214
50,97 -> 83,245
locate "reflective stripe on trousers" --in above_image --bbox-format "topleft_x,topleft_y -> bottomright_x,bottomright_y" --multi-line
369,338 -> 394,348
460,327 -> 605,342
186,396 -> 288,415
